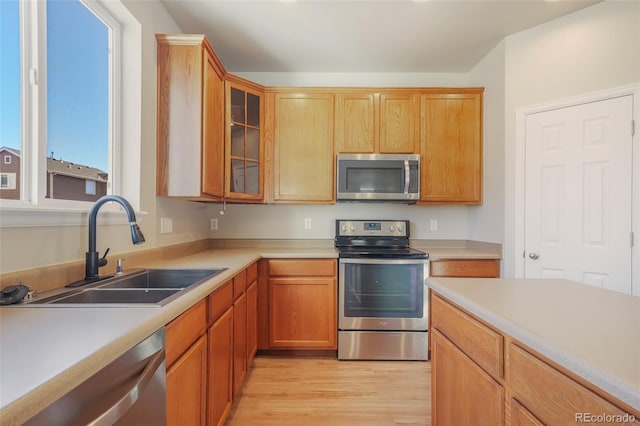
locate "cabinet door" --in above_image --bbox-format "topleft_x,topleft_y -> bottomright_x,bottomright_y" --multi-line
421,93 -> 483,203
272,92 -> 335,203
431,329 -> 504,426
508,343 -> 637,425
510,399 -> 545,426
246,280 -> 258,366
269,276 -> 337,348
166,335 -> 207,426
202,48 -> 225,198
335,93 -> 376,153
379,92 -> 419,153
225,78 -> 264,201
208,307 -> 233,426
430,259 -> 500,278
233,291 -> 248,396
156,35 -> 224,200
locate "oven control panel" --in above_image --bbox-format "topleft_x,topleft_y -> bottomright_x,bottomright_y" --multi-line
336,220 -> 409,237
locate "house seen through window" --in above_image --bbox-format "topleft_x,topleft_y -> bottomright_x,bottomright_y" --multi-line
0,0 -> 113,203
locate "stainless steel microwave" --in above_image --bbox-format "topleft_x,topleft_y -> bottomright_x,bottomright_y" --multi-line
336,153 -> 420,202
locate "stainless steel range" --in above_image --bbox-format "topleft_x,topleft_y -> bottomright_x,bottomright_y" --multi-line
335,219 -> 429,361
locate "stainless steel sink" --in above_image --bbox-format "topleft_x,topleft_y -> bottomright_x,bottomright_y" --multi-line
24,268 -> 227,307
45,289 -> 183,305
101,269 -> 224,289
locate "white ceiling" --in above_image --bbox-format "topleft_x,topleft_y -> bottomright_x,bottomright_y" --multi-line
161,0 -> 599,73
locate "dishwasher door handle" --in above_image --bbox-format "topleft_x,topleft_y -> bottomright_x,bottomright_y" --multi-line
87,348 -> 165,426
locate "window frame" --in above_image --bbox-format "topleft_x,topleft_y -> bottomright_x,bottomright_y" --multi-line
3,156 -> 11,165
0,173 -> 17,190
85,179 -> 97,195
0,0 -> 142,227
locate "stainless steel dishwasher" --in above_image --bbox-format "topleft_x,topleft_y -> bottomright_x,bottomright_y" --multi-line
25,328 -> 166,426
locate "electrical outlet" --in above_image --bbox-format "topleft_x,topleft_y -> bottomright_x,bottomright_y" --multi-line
304,218 -> 312,230
160,217 -> 173,234
430,219 -> 438,231
210,218 -> 218,230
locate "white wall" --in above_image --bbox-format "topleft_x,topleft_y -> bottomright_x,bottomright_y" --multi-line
235,72 -> 470,88
0,1 -> 213,274
502,1 -> 640,277
468,40 -> 506,245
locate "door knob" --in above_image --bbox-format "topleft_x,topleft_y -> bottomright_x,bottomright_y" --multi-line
528,252 -> 540,260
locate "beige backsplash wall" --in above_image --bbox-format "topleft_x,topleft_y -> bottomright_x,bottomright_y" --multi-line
207,203 -> 470,240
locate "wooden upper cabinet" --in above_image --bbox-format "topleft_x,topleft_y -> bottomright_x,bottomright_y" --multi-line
420,91 -> 483,204
335,93 -> 376,153
156,34 -> 226,200
379,92 -> 419,153
335,91 -> 418,154
225,75 -> 264,201
270,91 -> 335,203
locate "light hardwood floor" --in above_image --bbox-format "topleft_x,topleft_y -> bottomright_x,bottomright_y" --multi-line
225,355 -> 431,426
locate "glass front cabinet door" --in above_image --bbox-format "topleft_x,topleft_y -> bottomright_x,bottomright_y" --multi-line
225,77 -> 264,201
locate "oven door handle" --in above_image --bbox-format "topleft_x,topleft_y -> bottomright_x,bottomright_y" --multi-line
339,258 -> 429,265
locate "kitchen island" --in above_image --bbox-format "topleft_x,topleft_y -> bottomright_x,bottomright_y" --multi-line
428,277 -> 640,425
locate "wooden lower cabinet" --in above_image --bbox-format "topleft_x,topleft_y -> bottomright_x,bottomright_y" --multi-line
267,259 -> 337,349
207,307 -> 233,426
508,343 -> 640,425
246,280 -> 258,365
432,329 -> 504,425
166,262 -> 259,426
233,291 -> 248,395
430,292 -> 640,426
510,398 -> 544,426
165,300 -> 208,426
430,259 -> 500,278
166,335 -> 207,426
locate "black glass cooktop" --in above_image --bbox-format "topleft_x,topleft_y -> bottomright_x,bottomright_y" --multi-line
336,246 -> 428,259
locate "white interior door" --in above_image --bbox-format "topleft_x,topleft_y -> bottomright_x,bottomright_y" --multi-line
524,95 -> 634,294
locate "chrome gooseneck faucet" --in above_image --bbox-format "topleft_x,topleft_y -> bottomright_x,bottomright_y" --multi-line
85,195 -> 145,280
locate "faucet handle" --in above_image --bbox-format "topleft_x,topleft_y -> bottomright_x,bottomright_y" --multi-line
98,248 -> 110,268
115,258 -> 124,275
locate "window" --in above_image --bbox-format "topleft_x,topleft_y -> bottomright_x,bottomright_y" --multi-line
0,173 -> 17,190
85,180 -> 96,195
4,156 -> 11,165
0,0 -> 142,219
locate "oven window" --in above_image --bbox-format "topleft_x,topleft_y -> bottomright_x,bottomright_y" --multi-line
342,263 -> 424,318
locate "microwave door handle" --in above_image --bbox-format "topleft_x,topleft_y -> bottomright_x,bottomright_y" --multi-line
404,160 -> 410,194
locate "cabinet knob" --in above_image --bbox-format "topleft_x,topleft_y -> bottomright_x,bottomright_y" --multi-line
528,252 -> 540,260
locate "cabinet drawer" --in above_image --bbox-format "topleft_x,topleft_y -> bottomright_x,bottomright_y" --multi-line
209,280 -> 233,324
247,262 -> 258,284
508,343 -> 637,425
233,270 -> 247,300
430,259 -> 500,277
268,259 -> 336,277
166,299 -> 207,368
430,294 -> 503,379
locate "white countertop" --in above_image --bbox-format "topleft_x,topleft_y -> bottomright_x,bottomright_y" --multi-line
427,277 -> 640,411
0,247 -> 336,426
0,244 -> 504,425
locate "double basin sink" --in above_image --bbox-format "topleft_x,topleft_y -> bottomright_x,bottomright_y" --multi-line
26,268 -> 227,307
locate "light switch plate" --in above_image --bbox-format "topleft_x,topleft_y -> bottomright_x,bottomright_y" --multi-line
210,218 -> 218,230
430,219 -> 438,231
